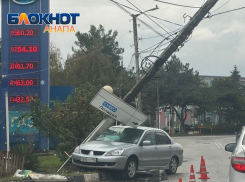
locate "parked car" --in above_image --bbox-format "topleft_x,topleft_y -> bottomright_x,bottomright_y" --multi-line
72,126 -> 183,179
236,127 -> 243,143
225,126 -> 245,182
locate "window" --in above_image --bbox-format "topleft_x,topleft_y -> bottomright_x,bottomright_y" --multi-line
96,127 -> 143,144
142,133 -> 156,145
156,132 -> 171,145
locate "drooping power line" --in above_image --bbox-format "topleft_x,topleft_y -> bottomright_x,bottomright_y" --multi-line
154,0 -> 201,8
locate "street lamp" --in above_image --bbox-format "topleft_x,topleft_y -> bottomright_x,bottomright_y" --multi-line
131,6 -> 159,112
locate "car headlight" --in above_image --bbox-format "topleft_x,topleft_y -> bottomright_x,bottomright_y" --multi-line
73,146 -> 80,154
106,149 -> 124,156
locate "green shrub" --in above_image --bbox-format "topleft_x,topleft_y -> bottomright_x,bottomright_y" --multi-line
212,124 -> 242,134
11,143 -> 40,171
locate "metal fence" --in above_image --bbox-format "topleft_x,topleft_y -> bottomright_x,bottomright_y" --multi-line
0,151 -> 24,177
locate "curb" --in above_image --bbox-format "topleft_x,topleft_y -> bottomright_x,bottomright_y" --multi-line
67,173 -> 100,182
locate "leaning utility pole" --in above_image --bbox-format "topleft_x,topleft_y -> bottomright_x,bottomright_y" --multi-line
84,0 -> 219,143
124,0 -> 218,103
124,0 -> 218,136
132,14 -> 142,111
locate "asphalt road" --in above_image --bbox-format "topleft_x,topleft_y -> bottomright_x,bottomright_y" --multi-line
165,135 -> 234,182
99,135 -> 235,182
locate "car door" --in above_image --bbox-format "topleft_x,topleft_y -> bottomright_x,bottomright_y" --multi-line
155,132 -> 173,168
139,131 -> 158,169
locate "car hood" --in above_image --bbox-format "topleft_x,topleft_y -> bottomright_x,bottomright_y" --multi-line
78,141 -> 136,152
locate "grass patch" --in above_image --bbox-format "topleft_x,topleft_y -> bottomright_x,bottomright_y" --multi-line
0,177 -> 29,182
0,155 -> 98,181
38,155 -> 63,173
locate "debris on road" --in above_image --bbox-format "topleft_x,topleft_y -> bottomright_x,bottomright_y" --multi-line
13,169 -> 67,180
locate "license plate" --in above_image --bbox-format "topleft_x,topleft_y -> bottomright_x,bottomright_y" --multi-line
80,157 -> 96,163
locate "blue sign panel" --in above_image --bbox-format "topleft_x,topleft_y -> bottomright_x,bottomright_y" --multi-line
9,111 -> 38,134
0,0 -> 49,150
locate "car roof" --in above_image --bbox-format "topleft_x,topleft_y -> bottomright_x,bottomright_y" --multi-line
110,125 -> 163,132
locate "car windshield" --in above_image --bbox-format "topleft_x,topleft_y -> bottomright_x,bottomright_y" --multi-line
96,127 -> 144,144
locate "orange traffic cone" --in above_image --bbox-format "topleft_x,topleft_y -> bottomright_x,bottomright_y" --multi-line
179,178 -> 182,182
198,159 -> 210,179
189,165 -> 196,182
196,156 -> 204,174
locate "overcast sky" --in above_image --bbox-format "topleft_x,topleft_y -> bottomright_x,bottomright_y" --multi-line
1,0 -> 245,77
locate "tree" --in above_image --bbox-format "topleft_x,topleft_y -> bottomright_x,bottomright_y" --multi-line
64,41 -> 120,88
141,77 -> 160,127
62,25 -> 132,96
230,65 -> 241,82
50,42 -> 65,86
73,25 -> 124,68
194,85 -> 216,125
158,55 -> 202,133
211,66 -> 245,125
20,83 -> 104,155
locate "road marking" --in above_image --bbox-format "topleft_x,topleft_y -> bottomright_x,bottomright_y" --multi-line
214,141 -> 220,148
213,140 -> 225,149
213,140 -> 231,156
217,142 -> 224,149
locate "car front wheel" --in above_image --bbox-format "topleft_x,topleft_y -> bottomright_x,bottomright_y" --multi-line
121,157 -> 137,179
166,157 -> 178,174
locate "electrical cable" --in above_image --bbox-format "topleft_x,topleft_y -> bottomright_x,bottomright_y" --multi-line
145,14 -> 184,27
110,0 -> 166,38
129,0 -> 180,40
127,54 -> 136,70
211,0 -> 231,13
140,28 -> 182,40
110,0 -> 140,13
210,6 -> 245,17
111,0 -> 188,59
126,0 -> 190,56
117,31 -> 130,40
138,39 -> 166,54
154,0 -> 201,8
127,0 -> 174,38
139,30 -> 179,54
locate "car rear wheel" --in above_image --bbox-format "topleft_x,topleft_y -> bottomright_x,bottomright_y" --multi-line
121,157 -> 137,179
166,157 -> 178,174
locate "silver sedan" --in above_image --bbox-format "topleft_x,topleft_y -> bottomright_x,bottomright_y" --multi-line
225,126 -> 245,182
72,126 -> 183,179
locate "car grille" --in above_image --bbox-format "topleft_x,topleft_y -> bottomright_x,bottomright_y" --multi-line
81,150 -> 90,155
80,150 -> 105,156
93,151 -> 105,156
73,159 -> 116,167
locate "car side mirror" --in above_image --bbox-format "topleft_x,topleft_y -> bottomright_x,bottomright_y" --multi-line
225,143 -> 236,152
142,140 -> 151,146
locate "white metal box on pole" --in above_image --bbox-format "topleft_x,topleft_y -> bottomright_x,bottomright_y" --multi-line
90,88 -> 148,128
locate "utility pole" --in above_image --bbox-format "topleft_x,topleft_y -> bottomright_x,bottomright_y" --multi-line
157,81 -> 160,129
131,6 -> 159,111
84,0 -> 219,143
132,14 -> 142,111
